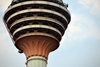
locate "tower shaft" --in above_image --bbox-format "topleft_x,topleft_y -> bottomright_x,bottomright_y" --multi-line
27,56 -> 47,67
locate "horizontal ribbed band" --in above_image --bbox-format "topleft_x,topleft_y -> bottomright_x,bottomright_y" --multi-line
15,32 -> 59,42
10,16 -> 65,30
7,9 -> 67,23
13,25 -> 62,36
5,1 -> 70,15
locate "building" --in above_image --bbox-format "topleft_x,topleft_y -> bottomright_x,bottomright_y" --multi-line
3,0 -> 71,67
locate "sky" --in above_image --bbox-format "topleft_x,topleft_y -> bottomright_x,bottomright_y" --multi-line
0,0 -> 100,67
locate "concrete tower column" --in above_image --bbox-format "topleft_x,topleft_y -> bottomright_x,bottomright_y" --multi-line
26,56 -> 47,67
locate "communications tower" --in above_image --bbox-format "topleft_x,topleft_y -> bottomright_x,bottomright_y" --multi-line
3,0 -> 71,67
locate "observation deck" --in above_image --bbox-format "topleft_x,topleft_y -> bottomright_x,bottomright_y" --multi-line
3,0 -> 71,57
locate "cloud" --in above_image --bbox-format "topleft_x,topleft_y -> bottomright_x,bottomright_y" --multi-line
0,0 -> 13,54
0,0 -> 11,12
0,23 -> 10,54
0,15 -> 12,55
61,12 -> 100,46
78,0 -> 100,14
70,13 -> 100,39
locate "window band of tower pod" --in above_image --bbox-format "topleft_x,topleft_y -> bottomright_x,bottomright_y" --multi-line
6,9 -> 68,23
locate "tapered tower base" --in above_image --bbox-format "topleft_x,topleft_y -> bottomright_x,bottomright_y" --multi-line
15,35 -> 59,59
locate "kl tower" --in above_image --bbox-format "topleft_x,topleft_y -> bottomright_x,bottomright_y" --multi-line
3,0 -> 71,67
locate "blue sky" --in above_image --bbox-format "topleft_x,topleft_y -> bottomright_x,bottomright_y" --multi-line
0,0 -> 100,67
